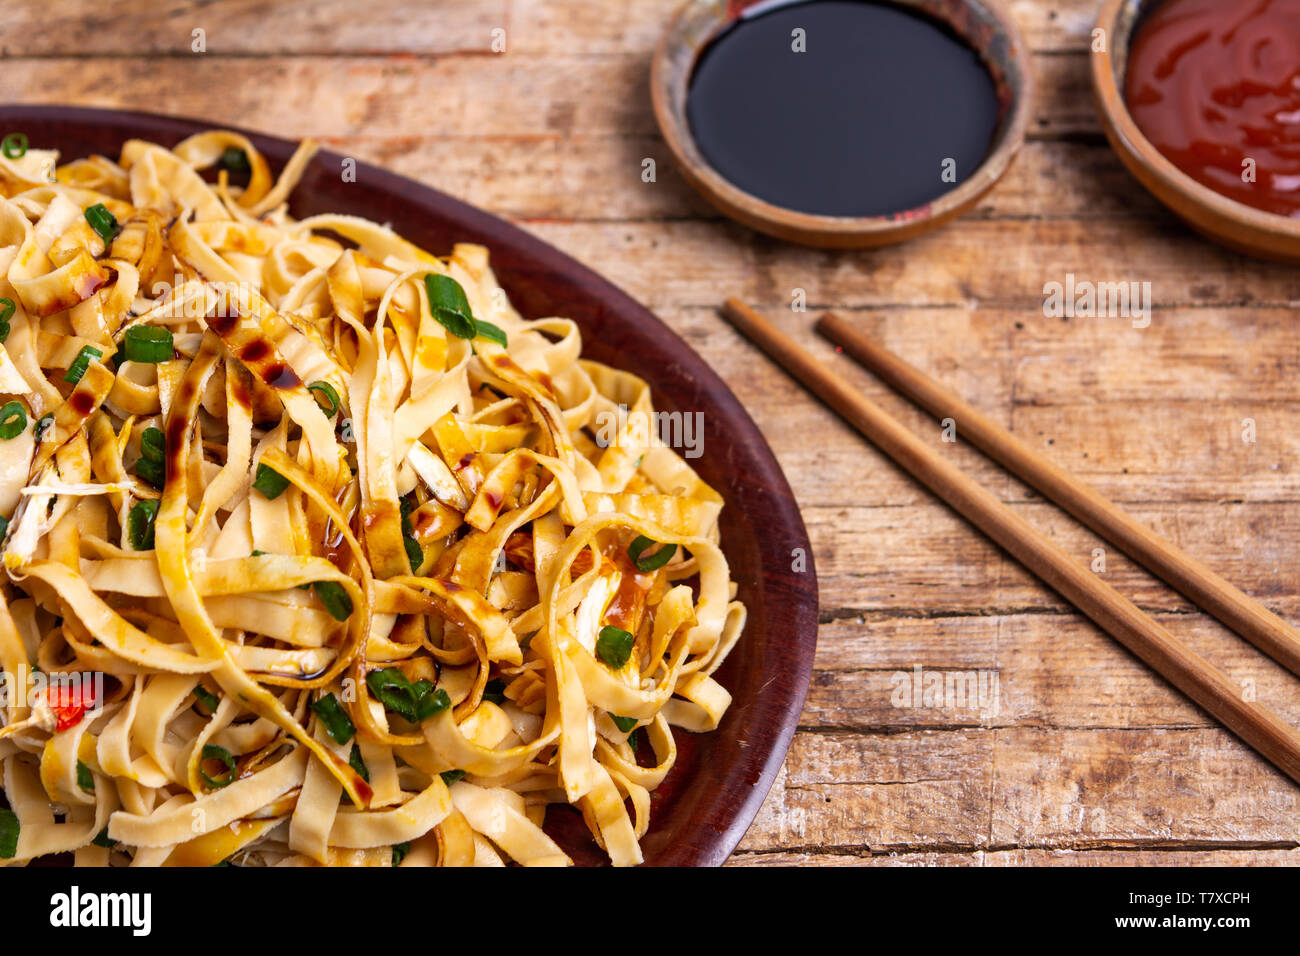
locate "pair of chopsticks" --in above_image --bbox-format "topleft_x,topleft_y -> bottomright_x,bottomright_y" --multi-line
721,298 -> 1300,786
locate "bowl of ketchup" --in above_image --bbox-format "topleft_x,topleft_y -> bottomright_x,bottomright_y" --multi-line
1093,0 -> 1300,262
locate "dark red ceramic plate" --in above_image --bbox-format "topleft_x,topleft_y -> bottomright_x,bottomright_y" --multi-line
2,105 -> 818,867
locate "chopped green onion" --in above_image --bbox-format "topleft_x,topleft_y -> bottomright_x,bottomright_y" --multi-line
122,325 -> 173,363
310,693 -> 355,744
412,684 -> 450,721
628,535 -> 675,572
192,685 -> 219,716
91,827 -> 114,848
0,809 -> 18,858
199,744 -> 237,789
424,274 -> 476,339
0,297 -> 13,343
306,380 -> 340,416
221,147 -> 250,173
404,536 -> 423,573
0,515 -> 8,539
399,495 -> 424,572
1,133 -> 27,159
141,426 -> 165,461
482,679 -> 506,705
312,580 -> 353,621
348,742 -> 370,783
366,668 -> 450,723
84,203 -> 120,244
475,320 -> 508,347
0,402 -> 25,440
77,761 -> 94,792
391,842 -> 411,866
252,462 -> 290,499
64,345 -> 103,385
440,769 -> 466,786
610,715 -> 638,733
127,499 -> 159,550
596,625 -> 635,669
33,414 -> 52,442
135,458 -> 164,489
134,426 -> 166,490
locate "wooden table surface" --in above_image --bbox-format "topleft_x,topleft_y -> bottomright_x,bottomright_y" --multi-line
5,0 -> 1299,866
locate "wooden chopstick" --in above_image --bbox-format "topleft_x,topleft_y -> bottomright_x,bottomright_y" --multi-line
816,310 -> 1300,680
720,297 -> 1300,786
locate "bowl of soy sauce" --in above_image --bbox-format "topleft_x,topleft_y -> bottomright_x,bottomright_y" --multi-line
651,0 -> 1033,248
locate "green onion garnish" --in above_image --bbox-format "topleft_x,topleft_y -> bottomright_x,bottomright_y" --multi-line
91,827 -> 114,848
127,499 -> 159,551
404,537 -> 423,573
33,414 -> 53,442
221,147 -> 250,172
482,679 -> 506,705
312,580 -> 353,621
348,742 -> 370,783
610,715 -> 638,733
141,426 -> 165,461
628,535 -> 675,572
440,769 -> 466,786
391,842 -> 411,866
399,495 -> 423,573
0,297 -> 14,343
199,744 -> 237,789
0,808 -> 17,858
192,685 -> 220,716
0,402 -> 25,440
310,693 -> 355,744
475,320 -> 508,347
77,760 -> 94,792
253,462 -> 289,499
596,625 -> 635,669
63,345 -> 103,385
0,515 -> 8,539
366,668 -> 450,723
122,325 -> 173,363
424,274 -> 477,340
84,203 -> 120,244
1,133 -> 27,159
134,427 -> 165,490
306,381 -> 339,416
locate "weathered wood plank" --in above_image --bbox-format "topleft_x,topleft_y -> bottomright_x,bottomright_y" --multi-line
728,847 -> 1300,865
736,728 -> 1300,852
284,137 -> 1155,223
665,305 -> 1300,504
804,501 -> 1300,614
0,52 -> 1097,139
0,0 -> 1111,57
804,613 -> 1300,731
520,220 -> 1300,311
0,1 -> 510,56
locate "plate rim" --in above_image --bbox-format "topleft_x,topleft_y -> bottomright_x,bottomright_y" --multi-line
0,103 -> 819,866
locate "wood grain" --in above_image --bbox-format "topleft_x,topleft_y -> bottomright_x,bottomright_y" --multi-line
2,0 -> 1297,866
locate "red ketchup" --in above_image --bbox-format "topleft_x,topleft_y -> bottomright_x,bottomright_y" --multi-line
1124,0 -> 1300,218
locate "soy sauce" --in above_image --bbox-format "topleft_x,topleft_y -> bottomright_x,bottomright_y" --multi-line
686,0 -> 1000,218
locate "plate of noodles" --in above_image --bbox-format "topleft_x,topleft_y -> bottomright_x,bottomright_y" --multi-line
0,106 -> 816,867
